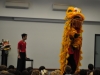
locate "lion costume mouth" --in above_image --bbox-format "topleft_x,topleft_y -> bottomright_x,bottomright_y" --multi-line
73,15 -> 83,21
74,16 -> 80,19
74,15 -> 81,19
71,14 -> 83,30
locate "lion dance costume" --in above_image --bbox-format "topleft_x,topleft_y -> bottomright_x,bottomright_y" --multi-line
60,6 -> 85,75
0,39 -> 11,50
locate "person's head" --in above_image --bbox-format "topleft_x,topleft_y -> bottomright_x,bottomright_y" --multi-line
26,67 -> 33,72
65,65 -> 72,74
0,65 -> 7,71
80,69 -> 87,75
88,64 -> 94,70
93,69 -> 100,75
31,70 -> 40,75
15,70 -> 21,75
21,70 -> 29,75
41,69 -> 48,75
8,69 -> 16,74
8,65 -> 15,70
54,70 -> 61,75
21,33 -> 27,40
0,71 -> 13,75
39,66 -> 45,71
29,70 -> 32,75
50,71 -> 56,75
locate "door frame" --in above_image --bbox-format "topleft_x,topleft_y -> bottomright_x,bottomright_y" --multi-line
94,34 -> 100,69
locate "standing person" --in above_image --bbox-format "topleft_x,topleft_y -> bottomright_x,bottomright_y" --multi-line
17,33 -> 27,72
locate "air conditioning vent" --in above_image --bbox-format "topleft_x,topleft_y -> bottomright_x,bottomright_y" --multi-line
5,0 -> 29,9
52,3 -> 68,11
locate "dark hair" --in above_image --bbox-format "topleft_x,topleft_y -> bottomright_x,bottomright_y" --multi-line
39,66 -> 45,71
88,64 -> 94,70
80,69 -> 87,75
26,67 -> 33,72
8,65 -> 15,69
65,65 -> 72,74
0,71 -> 13,75
29,70 -> 33,75
8,69 -> 16,74
21,33 -> 27,38
93,69 -> 100,75
15,70 -> 21,75
0,65 -> 7,71
21,70 -> 29,75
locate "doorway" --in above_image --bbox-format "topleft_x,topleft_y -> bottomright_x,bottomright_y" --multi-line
94,34 -> 100,69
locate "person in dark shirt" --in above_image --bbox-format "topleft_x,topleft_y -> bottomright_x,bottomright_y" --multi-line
17,33 -> 27,72
87,64 -> 94,75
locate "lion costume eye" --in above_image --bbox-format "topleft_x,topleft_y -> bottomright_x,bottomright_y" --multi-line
68,10 -> 72,12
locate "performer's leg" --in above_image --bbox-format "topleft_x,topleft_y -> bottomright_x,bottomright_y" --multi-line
17,52 -> 23,72
17,58 -> 22,71
20,52 -> 26,72
17,52 -> 26,72
68,54 -> 77,74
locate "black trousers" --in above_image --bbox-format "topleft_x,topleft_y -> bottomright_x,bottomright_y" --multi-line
1,50 -> 8,66
68,54 -> 77,74
17,52 -> 26,72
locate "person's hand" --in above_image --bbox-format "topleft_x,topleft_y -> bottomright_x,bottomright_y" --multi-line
18,55 -> 20,58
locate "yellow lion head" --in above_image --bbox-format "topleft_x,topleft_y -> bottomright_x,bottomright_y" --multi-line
65,6 -> 85,21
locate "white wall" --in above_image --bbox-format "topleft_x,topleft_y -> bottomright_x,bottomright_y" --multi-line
81,23 -> 100,69
0,20 -> 99,69
0,21 -> 64,68
0,0 -> 100,21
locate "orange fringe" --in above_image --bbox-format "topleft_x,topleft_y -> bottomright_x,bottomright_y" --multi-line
60,6 -> 84,75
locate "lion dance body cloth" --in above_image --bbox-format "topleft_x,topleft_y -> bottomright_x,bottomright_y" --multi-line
60,6 -> 85,75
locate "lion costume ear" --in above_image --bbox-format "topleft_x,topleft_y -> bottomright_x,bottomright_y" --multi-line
66,6 -> 74,13
65,6 -> 75,20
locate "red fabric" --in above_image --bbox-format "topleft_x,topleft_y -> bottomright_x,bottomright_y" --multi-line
18,40 -> 26,52
68,46 -> 74,54
73,31 -> 80,65
68,46 -> 80,66
74,48 -> 80,66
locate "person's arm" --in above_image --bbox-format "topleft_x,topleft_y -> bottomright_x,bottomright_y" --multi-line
17,42 -> 21,58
